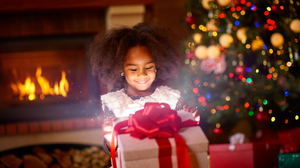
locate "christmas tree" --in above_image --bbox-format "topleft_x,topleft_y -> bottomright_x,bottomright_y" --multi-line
179,0 -> 300,143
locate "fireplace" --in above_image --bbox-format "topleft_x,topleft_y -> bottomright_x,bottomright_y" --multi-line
0,35 -> 101,123
0,0 -> 156,124
0,1 -> 154,157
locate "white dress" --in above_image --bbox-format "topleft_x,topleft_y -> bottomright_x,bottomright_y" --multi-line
101,85 -> 181,118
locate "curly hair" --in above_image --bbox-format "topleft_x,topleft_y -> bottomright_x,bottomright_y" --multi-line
88,23 -> 183,90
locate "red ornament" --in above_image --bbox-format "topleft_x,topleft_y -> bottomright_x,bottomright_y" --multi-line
271,4 -> 280,14
235,65 -> 246,75
185,16 -> 196,25
231,0 -> 240,6
256,111 -> 270,124
213,127 -> 224,136
186,51 -> 195,59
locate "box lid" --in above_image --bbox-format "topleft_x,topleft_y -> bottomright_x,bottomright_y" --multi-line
209,142 -> 281,152
117,110 -> 209,161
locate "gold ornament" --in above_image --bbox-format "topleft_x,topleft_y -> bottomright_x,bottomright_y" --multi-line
217,0 -> 231,7
251,39 -> 264,51
219,33 -> 234,48
202,0 -> 215,10
270,33 -> 284,47
290,19 -> 300,33
236,27 -> 247,42
195,45 -> 208,60
206,19 -> 218,32
193,33 -> 203,44
207,45 -> 220,59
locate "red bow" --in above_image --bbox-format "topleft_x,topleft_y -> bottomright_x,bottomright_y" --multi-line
111,102 -> 199,168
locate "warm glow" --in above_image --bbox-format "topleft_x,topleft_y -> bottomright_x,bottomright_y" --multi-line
11,77 -> 36,101
11,67 -> 69,101
36,67 -> 54,95
59,71 -> 69,97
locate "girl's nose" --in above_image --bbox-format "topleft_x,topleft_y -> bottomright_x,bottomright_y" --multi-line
138,69 -> 147,76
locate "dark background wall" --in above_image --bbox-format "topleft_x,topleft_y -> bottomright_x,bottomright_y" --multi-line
154,0 -> 188,40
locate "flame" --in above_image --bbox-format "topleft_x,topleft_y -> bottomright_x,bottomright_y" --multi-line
10,67 -> 69,101
36,67 -> 54,96
59,71 -> 69,97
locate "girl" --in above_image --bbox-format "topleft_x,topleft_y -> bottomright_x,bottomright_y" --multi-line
89,23 -> 199,157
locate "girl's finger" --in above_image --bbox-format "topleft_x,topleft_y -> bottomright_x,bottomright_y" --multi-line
191,108 -> 198,113
195,115 -> 200,124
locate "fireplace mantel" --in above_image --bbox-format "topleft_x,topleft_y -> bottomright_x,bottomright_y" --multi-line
0,1 -> 154,38
0,0 -> 154,12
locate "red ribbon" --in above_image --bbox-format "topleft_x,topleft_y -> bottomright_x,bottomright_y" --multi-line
110,102 -> 199,168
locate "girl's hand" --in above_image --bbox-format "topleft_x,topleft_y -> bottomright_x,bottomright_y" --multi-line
183,105 -> 200,124
102,116 -> 117,147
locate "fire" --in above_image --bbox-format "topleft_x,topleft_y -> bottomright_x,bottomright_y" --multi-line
10,77 -> 36,101
10,67 -> 69,101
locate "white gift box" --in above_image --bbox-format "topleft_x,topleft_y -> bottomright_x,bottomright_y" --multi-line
115,110 -> 209,168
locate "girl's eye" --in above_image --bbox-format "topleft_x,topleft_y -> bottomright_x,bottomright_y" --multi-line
130,69 -> 137,71
146,66 -> 154,70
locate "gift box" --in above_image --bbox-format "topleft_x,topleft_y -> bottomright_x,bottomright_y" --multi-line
277,127 -> 300,153
209,142 -> 280,168
278,153 -> 300,168
115,110 -> 209,168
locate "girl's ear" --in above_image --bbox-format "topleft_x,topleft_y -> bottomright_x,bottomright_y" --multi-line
121,72 -> 124,76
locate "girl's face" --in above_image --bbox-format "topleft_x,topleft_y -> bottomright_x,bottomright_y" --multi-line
123,45 -> 156,96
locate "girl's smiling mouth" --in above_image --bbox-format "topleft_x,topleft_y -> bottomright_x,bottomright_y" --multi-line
135,80 -> 149,84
